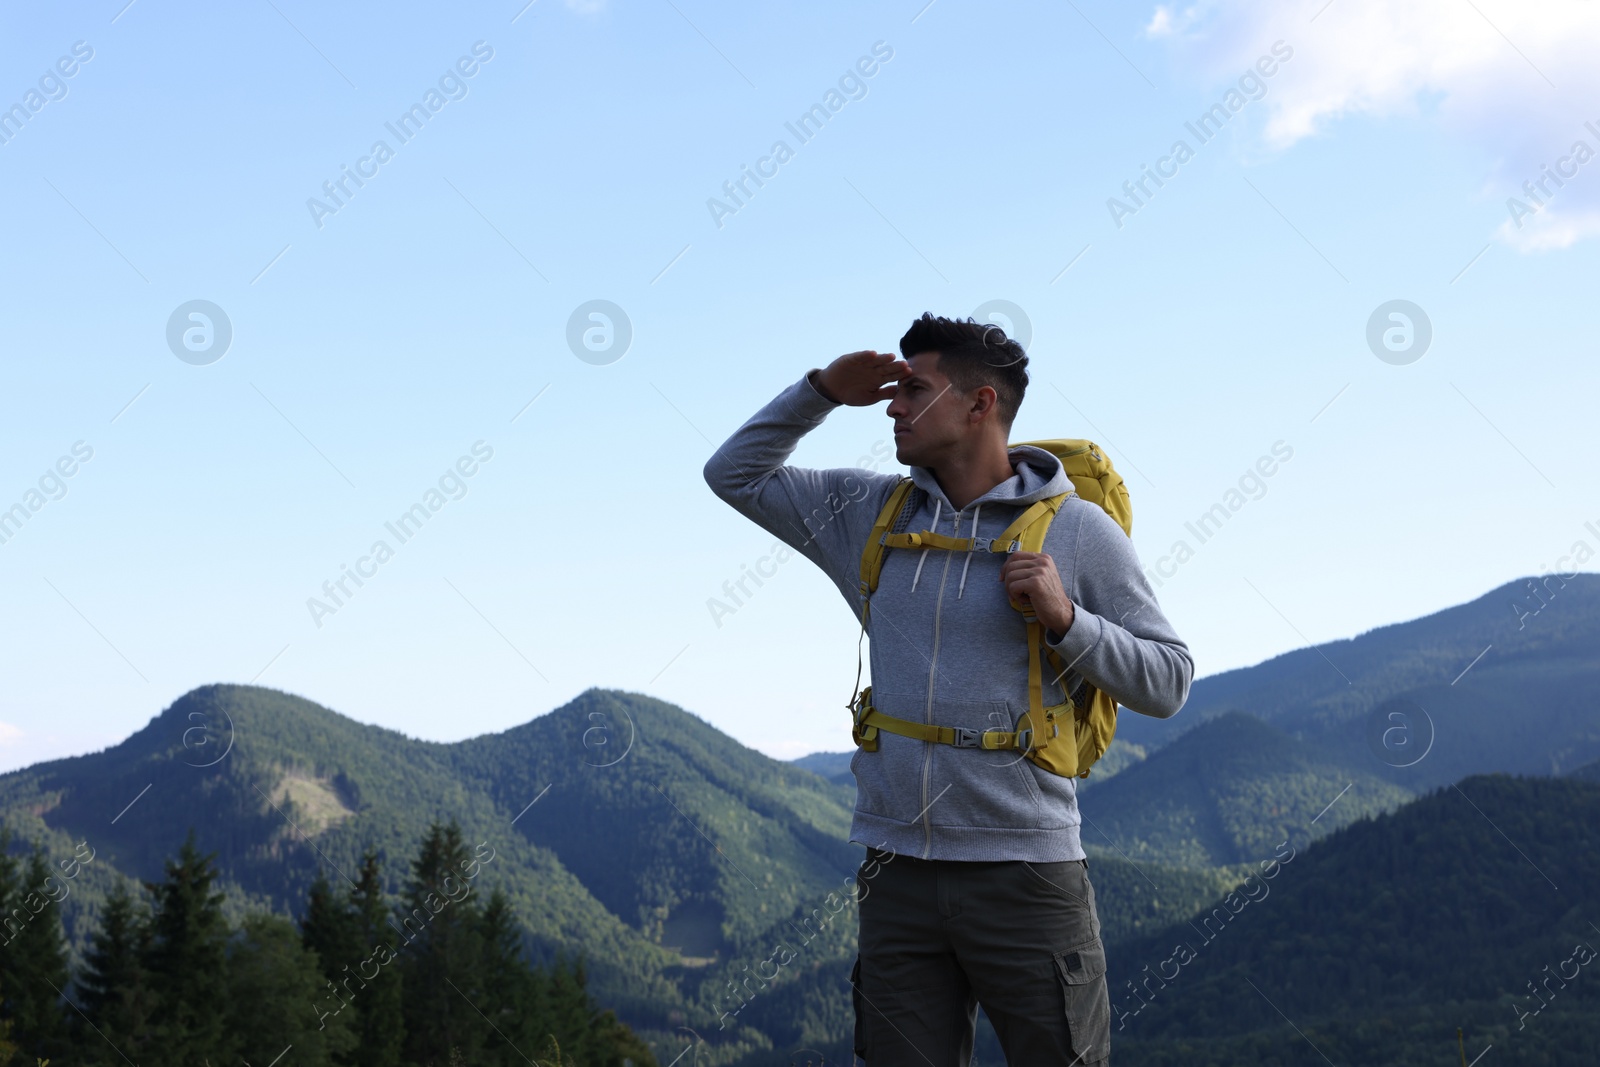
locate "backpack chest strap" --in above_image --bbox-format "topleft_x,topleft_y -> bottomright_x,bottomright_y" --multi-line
882,531 -> 1019,553
879,492 -> 1071,557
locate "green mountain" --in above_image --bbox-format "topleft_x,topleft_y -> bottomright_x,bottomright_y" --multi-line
1105,773 -> 1600,1066
1,685 -> 1270,1067
1077,710 -> 1413,866
1570,757 -> 1600,782
2,685 -> 869,1064
1116,573 -> 1600,790
9,571 -> 1597,1065
798,574 -> 1599,871
789,751 -> 853,787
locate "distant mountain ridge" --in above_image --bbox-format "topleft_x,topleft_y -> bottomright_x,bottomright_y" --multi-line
791,573 -> 1600,867
789,751 -> 852,786
1077,710 -> 1412,866
1114,573 -> 1600,784
5,571 -> 1597,1065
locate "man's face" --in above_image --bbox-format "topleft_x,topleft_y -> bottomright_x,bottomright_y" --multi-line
885,351 -> 970,468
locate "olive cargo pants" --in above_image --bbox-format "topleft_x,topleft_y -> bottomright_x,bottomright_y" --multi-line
851,848 -> 1111,1066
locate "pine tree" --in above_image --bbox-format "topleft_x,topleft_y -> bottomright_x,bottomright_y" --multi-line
227,913 -> 355,1067
74,881 -> 156,1067
0,838 -> 70,1063
0,980 -> 16,1067
544,955 -> 597,1062
142,828 -> 232,1067
538,954 -> 658,1067
398,820 -> 489,1067
300,868 -> 363,991
473,890 -> 657,1067
0,827 -> 22,1048
348,849 -> 404,1067
477,887 -> 536,1067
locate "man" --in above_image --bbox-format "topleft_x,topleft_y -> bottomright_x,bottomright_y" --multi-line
702,313 -> 1193,1065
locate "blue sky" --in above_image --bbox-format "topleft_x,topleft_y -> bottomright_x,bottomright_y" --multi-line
2,0 -> 1596,771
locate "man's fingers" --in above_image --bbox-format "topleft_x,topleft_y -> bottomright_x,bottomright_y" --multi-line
1000,553 -> 1053,577
839,351 -> 903,376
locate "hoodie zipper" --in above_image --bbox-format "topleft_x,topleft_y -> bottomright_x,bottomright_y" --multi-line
919,505 -> 963,859
910,457 -> 1074,854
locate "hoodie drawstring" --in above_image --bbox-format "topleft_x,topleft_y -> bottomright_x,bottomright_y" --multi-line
957,503 -> 981,598
908,498 -> 984,597
909,497 -> 942,593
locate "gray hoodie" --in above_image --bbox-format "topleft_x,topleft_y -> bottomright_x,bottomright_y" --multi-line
703,371 -> 1194,862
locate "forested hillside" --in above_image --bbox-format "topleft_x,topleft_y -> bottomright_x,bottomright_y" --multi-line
1,683 -> 1267,1065
1114,573 -> 1600,791
1,572 -> 1593,1065
0,685 -> 869,1064
1106,774 -> 1600,1066
1077,711 -> 1412,865
0,819 -> 653,1067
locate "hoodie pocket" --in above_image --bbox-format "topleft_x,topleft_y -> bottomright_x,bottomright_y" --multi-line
924,696 -> 1049,829
855,691 -> 1060,831
850,689 -> 936,825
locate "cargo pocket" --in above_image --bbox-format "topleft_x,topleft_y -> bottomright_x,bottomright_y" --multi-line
850,954 -> 867,1058
1053,937 -> 1110,1064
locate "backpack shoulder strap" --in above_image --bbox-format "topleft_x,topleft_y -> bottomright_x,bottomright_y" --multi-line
857,477 -> 917,603
988,493 -> 1071,617
849,477 -> 917,724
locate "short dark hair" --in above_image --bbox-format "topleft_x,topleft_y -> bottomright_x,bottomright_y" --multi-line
898,312 -> 1029,429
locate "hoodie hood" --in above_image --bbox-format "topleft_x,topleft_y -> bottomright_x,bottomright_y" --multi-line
907,444 -> 1075,512
902,445 -> 1078,600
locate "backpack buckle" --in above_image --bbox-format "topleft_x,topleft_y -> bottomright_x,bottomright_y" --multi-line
952,727 -> 980,748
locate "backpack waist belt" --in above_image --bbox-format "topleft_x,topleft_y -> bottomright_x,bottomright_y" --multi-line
850,683 -> 1074,753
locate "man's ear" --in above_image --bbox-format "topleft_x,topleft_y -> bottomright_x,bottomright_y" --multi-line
967,384 -> 999,424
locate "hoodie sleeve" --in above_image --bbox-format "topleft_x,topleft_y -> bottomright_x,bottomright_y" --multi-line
1045,503 -> 1194,718
702,371 -> 904,607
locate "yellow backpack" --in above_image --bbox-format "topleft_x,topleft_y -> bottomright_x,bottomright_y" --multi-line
848,440 -> 1131,778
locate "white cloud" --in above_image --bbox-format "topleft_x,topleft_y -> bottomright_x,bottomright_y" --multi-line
1143,0 -> 1600,249
1497,206 -> 1600,252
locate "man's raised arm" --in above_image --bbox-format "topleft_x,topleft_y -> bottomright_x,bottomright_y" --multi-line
701,352 -> 909,594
